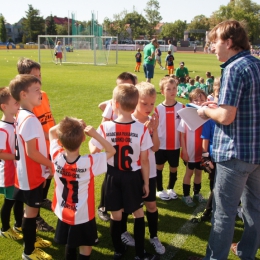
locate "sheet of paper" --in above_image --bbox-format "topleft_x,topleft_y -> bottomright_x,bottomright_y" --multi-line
177,107 -> 209,131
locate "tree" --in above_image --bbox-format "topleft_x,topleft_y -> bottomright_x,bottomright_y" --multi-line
103,10 -> 128,40
0,14 -> 7,42
103,18 -> 118,36
56,24 -> 68,35
124,12 -> 148,39
209,0 -> 260,42
187,15 -> 210,40
144,0 -> 162,38
160,20 -> 187,40
46,15 -> 57,35
22,5 -> 45,42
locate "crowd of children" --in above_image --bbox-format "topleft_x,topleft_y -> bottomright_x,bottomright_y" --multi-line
0,57 -> 226,260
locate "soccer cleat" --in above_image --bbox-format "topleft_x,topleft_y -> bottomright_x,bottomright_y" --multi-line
22,248 -> 52,260
36,216 -> 55,232
156,190 -> 170,201
191,210 -> 211,223
134,251 -> 160,260
182,196 -> 196,207
149,237 -> 165,255
13,225 -> 22,233
121,231 -> 135,247
97,208 -> 110,222
193,193 -> 207,203
237,206 -> 243,219
35,236 -> 52,248
41,199 -> 52,211
0,227 -> 23,240
167,189 -> 178,199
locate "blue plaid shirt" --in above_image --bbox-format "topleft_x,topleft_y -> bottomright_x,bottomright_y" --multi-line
212,50 -> 260,164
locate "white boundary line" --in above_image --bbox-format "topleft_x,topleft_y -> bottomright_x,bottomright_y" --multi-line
161,203 -> 206,260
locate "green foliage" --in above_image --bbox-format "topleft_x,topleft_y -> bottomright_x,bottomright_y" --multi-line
187,15 -> 210,40
160,20 -> 187,40
22,34 -> 26,44
124,12 -> 148,39
144,0 -> 162,38
210,0 -> 260,42
22,4 -> 45,42
46,15 -> 57,35
56,24 -> 68,35
0,14 -> 7,42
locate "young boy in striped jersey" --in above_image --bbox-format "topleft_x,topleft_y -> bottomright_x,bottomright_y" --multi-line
178,88 -> 207,207
9,75 -> 53,260
49,117 -> 115,260
155,77 -> 184,200
90,84 -> 159,260
17,57 -> 55,232
97,72 -> 137,223
0,87 -> 23,240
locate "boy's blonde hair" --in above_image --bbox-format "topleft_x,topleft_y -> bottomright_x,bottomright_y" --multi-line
0,87 -> 11,111
135,82 -> 156,97
159,77 -> 177,92
199,77 -> 205,83
113,84 -> 139,112
189,88 -> 207,102
9,74 -> 41,102
17,58 -> 41,74
57,117 -> 85,152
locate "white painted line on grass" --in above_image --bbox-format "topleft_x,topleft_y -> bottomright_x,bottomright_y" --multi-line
161,203 -> 206,260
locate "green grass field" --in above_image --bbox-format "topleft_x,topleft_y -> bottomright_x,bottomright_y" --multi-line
0,49 -> 259,260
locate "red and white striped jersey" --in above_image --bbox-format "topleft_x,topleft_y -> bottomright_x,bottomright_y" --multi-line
91,120 -> 153,171
131,115 -> 156,178
102,101 -> 117,121
50,139 -> 107,225
177,119 -> 203,162
155,102 -> 184,150
0,120 -> 15,187
14,109 -> 48,190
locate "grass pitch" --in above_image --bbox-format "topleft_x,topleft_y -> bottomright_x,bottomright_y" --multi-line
0,49 -> 259,260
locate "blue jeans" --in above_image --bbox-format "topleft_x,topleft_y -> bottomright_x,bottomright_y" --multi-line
143,63 -> 154,79
204,159 -> 260,260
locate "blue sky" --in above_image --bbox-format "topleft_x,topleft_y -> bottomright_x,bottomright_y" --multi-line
0,0 -> 239,25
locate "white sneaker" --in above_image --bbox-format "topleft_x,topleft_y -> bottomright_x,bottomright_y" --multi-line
167,189 -> 178,199
237,206 -> 243,219
156,190 -> 170,200
150,237 -> 165,255
121,231 -> 135,246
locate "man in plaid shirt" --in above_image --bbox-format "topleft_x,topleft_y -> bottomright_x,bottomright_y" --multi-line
194,20 -> 260,260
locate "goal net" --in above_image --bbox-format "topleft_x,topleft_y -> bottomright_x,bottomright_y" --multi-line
38,35 -> 118,65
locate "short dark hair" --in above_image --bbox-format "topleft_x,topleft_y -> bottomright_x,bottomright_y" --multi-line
117,72 -> 137,85
9,74 -> 41,101
17,58 -> 41,74
57,117 -> 85,152
0,87 -> 11,111
208,20 -> 250,51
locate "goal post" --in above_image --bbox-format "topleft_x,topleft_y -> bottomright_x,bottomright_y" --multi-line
38,35 -> 118,65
